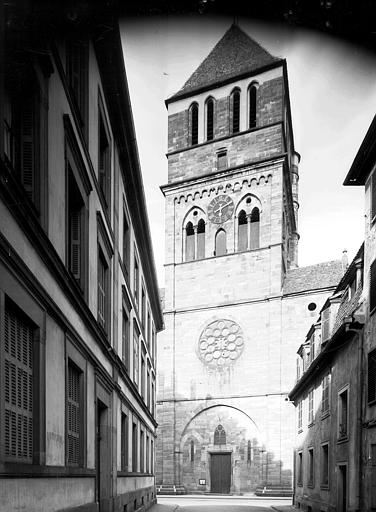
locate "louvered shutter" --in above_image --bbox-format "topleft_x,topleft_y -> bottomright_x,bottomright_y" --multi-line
67,364 -> 80,465
321,308 -> 331,343
368,350 -> 376,403
4,306 -> 33,463
21,97 -> 35,202
70,209 -> 81,280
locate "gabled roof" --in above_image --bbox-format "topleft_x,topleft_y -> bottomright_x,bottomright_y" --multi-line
167,24 -> 282,103
283,260 -> 343,295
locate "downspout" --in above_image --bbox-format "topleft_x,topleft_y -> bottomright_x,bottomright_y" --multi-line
346,322 -> 364,511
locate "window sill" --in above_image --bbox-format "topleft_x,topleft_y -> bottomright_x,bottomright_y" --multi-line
337,435 -> 349,444
308,421 -> 314,428
321,411 -> 330,420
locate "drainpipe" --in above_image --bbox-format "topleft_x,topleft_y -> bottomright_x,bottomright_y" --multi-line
346,323 -> 364,511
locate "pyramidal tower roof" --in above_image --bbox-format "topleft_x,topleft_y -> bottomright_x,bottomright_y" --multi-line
168,24 -> 282,102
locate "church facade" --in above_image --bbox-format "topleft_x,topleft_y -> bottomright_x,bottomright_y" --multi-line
156,25 -> 343,494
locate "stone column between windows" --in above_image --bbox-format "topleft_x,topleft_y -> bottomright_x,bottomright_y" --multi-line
194,225 -> 198,260
246,214 -> 251,251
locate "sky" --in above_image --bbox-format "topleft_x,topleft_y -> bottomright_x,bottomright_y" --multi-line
120,14 -> 376,286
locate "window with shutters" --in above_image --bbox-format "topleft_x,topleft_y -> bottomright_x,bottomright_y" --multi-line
308,389 -> 314,425
308,448 -> 314,487
321,443 -> 329,487
338,387 -> 349,441
67,361 -> 83,466
214,424 -> 226,445
321,307 -> 331,343
121,412 -> 128,471
97,247 -> 109,332
122,308 -> 130,370
132,422 -> 138,472
123,209 -> 130,277
134,253 -> 140,308
231,89 -> 240,133
3,303 -> 35,463
368,349 -> 376,404
133,322 -> 140,386
248,83 -> 258,129
206,97 -> 214,141
322,374 -> 331,416
67,165 -> 85,289
141,349 -> 146,400
370,259 -> 376,314
189,103 -> 199,146
298,401 -> 303,431
4,63 -> 47,218
66,39 -> 88,139
98,96 -> 111,211
297,451 -> 303,485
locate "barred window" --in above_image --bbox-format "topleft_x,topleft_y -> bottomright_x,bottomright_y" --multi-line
67,362 -> 82,466
4,304 -> 34,463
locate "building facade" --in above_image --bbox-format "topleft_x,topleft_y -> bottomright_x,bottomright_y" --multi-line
290,247 -> 364,512
0,4 -> 162,512
156,24 -> 343,495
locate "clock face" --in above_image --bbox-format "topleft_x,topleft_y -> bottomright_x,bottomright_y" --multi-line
208,195 -> 234,224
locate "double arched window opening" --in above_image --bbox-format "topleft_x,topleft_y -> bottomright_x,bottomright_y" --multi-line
185,219 -> 206,261
238,207 -> 260,251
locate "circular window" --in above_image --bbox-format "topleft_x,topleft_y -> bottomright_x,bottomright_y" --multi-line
308,302 -> 317,311
246,197 -> 252,204
193,210 -> 198,216
198,319 -> 244,369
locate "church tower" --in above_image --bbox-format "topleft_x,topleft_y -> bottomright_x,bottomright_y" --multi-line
156,24 -> 341,494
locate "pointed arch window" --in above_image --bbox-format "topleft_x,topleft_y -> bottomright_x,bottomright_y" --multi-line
197,219 -> 205,259
185,222 -> 195,261
238,209 -> 247,251
189,103 -> 199,146
214,425 -> 226,445
249,83 -> 258,129
215,229 -> 227,257
231,89 -> 240,134
206,98 -> 214,141
250,207 -> 260,249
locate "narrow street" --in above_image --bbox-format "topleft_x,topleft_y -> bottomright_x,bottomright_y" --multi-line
150,496 -> 293,512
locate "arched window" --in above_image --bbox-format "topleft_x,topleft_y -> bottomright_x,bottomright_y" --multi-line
206,98 -> 214,141
250,207 -> 260,249
238,209 -> 247,251
189,103 -> 198,145
197,219 -> 205,259
231,89 -> 240,133
215,229 -> 226,256
185,222 -> 195,261
214,425 -> 226,445
249,83 -> 258,129
190,440 -> 195,463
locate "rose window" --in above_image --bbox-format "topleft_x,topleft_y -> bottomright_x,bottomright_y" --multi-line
198,319 -> 244,368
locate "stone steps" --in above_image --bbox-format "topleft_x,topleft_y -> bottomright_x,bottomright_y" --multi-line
156,485 -> 187,495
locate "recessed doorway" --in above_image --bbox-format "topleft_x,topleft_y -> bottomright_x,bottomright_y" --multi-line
210,452 -> 231,493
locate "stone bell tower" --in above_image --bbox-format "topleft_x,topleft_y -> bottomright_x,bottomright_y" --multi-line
156,24 -> 341,495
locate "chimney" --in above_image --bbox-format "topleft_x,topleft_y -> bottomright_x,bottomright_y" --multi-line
342,249 -> 348,273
